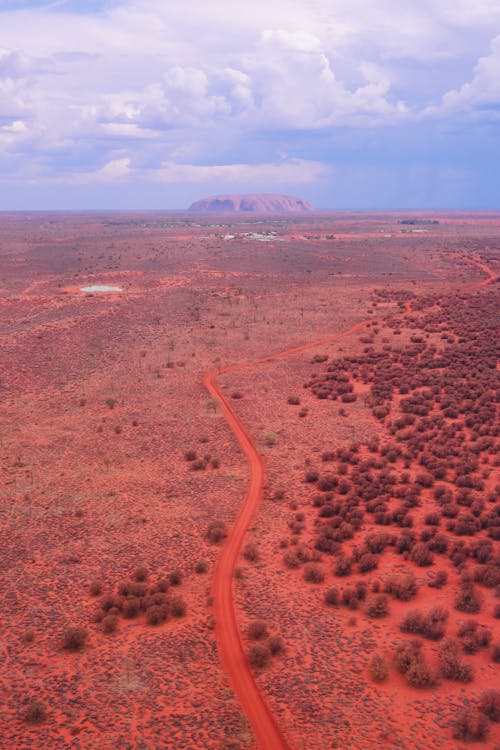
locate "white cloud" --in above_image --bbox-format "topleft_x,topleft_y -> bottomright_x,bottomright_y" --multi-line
0,0 -> 498,187
65,156 -> 329,185
421,34 -> 500,120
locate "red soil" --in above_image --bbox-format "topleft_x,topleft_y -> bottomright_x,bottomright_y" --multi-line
1,212 -> 499,749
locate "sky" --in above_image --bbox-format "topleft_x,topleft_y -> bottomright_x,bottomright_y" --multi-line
0,0 -> 499,210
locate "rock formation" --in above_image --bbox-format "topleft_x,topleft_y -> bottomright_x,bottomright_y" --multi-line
188,194 -> 315,213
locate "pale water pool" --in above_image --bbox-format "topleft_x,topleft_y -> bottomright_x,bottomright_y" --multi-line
80,285 -> 123,293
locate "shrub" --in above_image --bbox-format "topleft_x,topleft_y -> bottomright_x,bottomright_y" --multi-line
123,598 -> 141,619
439,639 -> 474,682
243,543 -> 259,563
370,653 -> 389,682
366,594 -> 389,618
248,643 -> 271,669
23,629 -> 35,644
457,620 -> 491,653
324,587 -> 340,606
268,635 -> 284,655
358,553 -> 379,573
406,658 -> 437,688
334,555 -> 352,577
89,580 -> 103,597
283,551 -> 300,568
206,520 -> 228,544
428,570 -> 448,589
247,620 -> 268,640
303,564 -> 325,583
411,543 -> 434,567
385,572 -> 417,601
287,396 -> 300,405
400,607 -> 448,640
342,587 -> 359,610
102,614 -> 118,634
195,559 -> 209,574
394,640 -> 436,688
455,583 -> 483,613
62,626 -> 88,651
185,449 -> 197,461
191,458 -> 206,470
479,689 -> 500,722
134,566 -> 149,582
394,640 -> 421,675
493,643 -> 500,662
24,698 -> 47,724
168,569 -> 183,586
453,709 -> 489,742
171,596 -> 186,618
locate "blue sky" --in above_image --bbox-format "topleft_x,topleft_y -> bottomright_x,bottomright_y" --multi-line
0,0 -> 499,209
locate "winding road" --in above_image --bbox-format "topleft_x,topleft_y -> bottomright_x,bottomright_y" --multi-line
204,257 -> 497,750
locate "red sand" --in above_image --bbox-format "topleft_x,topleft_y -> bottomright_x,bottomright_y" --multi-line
1,212 -> 499,749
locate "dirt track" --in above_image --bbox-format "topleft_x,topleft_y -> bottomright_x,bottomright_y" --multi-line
204,258 -> 497,750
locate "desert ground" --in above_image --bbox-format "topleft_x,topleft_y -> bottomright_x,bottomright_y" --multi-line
0,211 -> 498,749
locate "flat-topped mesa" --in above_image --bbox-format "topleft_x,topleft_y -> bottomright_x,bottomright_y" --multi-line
188,193 -> 315,213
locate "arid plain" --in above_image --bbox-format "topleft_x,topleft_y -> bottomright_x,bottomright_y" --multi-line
0,212 -> 499,749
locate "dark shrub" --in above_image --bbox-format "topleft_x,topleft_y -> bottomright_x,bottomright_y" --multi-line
334,555 -> 352,577
206,520 -> 228,544
342,587 -> 359,610
25,699 -> 47,724
243,543 -> 260,563
455,583 -> 483,614
248,643 -> 271,669
358,553 -> 379,573
385,572 -> 417,601
479,689 -> 500,722
62,626 -> 88,651
102,614 -> 119,633
168,569 -> 183,586
247,620 -> 268,640
400,607 -> 448,641
146,605 -> 167,626
185,449 -> 197,461
406,658 -> 437,688
428,570 -> 448,589
366,594 -> 389,618
458,620 -> 491,653
170,596 -> 186,618
370,653 -> 389,682
305,470 -> 319,483
324,587 -> 340,606
303,563 -> 325,583
134,566 -> 149,582
453,709 -> 489,742
283,551 -> 300,568
411,543 -> 433,567
195,559 -> 209,574
89,580 -> 103,597
268,635 -> 284,655
439,639 -> 474,682
123,598 -> 141,619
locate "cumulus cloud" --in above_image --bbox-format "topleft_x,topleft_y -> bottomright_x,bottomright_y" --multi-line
0,0 -> 498,199
66,156 -> 329,185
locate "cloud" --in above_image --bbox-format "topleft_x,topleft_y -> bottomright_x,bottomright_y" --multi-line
65,156 -> 330,185
0,0 -> 499,203
436,35 -> 500,119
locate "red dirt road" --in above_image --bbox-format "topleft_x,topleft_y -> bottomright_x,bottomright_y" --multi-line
205,259 -> 497,750
203,319 -> 368,750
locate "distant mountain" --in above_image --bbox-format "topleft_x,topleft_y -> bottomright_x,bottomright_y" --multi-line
188,193 -> 315,213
